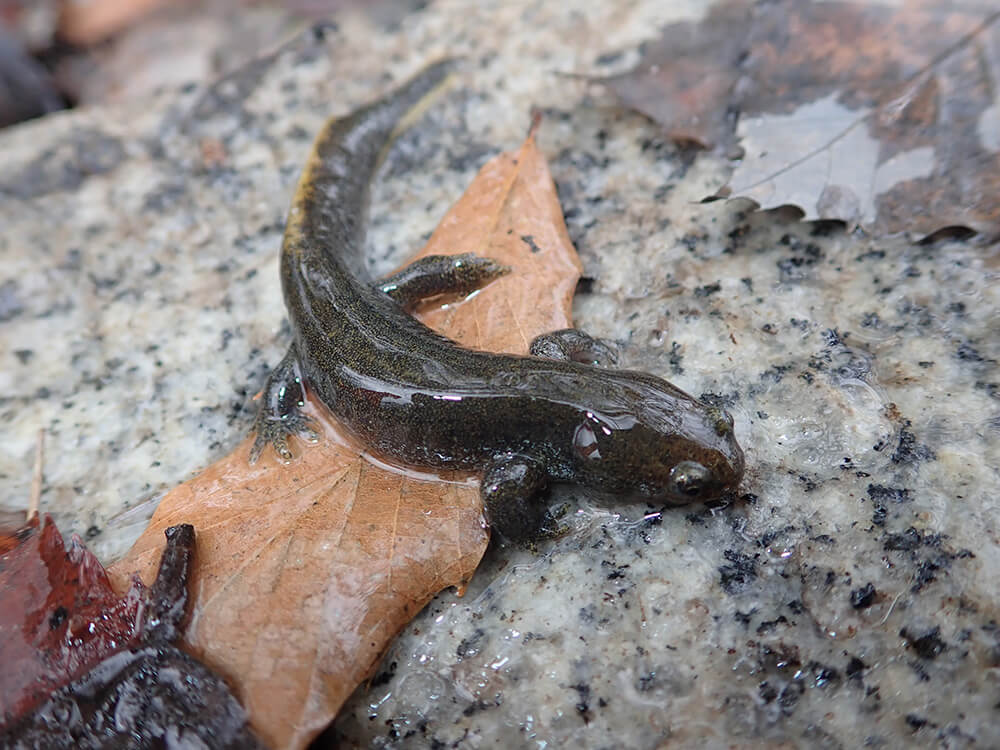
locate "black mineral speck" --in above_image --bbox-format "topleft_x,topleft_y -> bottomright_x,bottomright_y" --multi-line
850,583 -> 877,609
905,714 -> 930,731
456,628 -> 486,659
778,680 -> 805,714
595,50 -> 624,66
461,700 -> 494,717
856,249 -> 885,261
760,364 -> 792,384
719,549 -> 757,594
756,616 -> 788,635
891,424 -> 935,464
867,484 -> 912,527
2,129 -> 125,200
901,626 -> 946,660
808,662 -> 840,689
956,342 -> 984,362
884,527 -> 923,551
867,484 -> 912,505
570,683 -> 591,723
845,655 -> 866,680
680,233 -> 701,252
758,681 -> 778,703
370,661 -> 397,688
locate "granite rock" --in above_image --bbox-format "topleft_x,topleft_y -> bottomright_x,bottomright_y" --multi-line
0,2 -> 997,748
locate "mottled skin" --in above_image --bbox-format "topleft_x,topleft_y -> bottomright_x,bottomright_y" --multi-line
252,61 -> 745,541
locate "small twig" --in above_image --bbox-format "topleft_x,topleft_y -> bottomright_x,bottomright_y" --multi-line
527,108 -> 542,139
27,429 -> 43,522
878,586 -> 906,626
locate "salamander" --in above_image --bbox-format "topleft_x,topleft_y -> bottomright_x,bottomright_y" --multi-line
251,60 -> 745,541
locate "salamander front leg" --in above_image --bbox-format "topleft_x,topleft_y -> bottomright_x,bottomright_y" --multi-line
529,329 -> 619,368
249,345 -> 319,463
378,253 -> 508,309
481,455 -> 562,544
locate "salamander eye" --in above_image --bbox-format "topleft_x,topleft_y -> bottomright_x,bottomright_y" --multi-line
669,461 -> 712,497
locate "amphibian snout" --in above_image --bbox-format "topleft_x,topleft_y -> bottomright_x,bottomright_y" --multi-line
562,372 -> 744,507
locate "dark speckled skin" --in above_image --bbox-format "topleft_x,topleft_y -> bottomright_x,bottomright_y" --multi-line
251,61 -> 745,541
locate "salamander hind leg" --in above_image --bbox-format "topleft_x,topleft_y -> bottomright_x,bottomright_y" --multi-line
378,253 -> 508,309
481,455 -> 563,544
529,329 -> 619,368
249,346 -> 319,463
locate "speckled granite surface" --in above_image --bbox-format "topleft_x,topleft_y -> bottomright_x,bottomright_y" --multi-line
1,1 -> 998,748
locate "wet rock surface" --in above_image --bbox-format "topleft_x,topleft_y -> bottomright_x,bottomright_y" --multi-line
1,2 -> 997,747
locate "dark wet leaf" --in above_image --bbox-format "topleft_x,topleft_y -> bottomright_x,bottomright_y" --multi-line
602,0 -> 751,153
1,645 -> 265,750
0,515 -> 148,727
605,0 -> 1000,238
0,521 -> 266,748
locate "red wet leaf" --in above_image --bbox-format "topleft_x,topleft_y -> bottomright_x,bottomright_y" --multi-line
2,523 -> 266,748
0,515 -> 149,729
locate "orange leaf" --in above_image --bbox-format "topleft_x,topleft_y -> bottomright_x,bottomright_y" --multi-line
108,124 -> 580,750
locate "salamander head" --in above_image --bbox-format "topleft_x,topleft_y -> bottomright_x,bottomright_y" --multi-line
568,373 -> 745,505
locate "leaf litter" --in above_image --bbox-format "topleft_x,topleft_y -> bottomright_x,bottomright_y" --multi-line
106,122 -> 582,750
0,519 -> 265,748
604,0 -> 1000,239
0,515 -> 151,728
